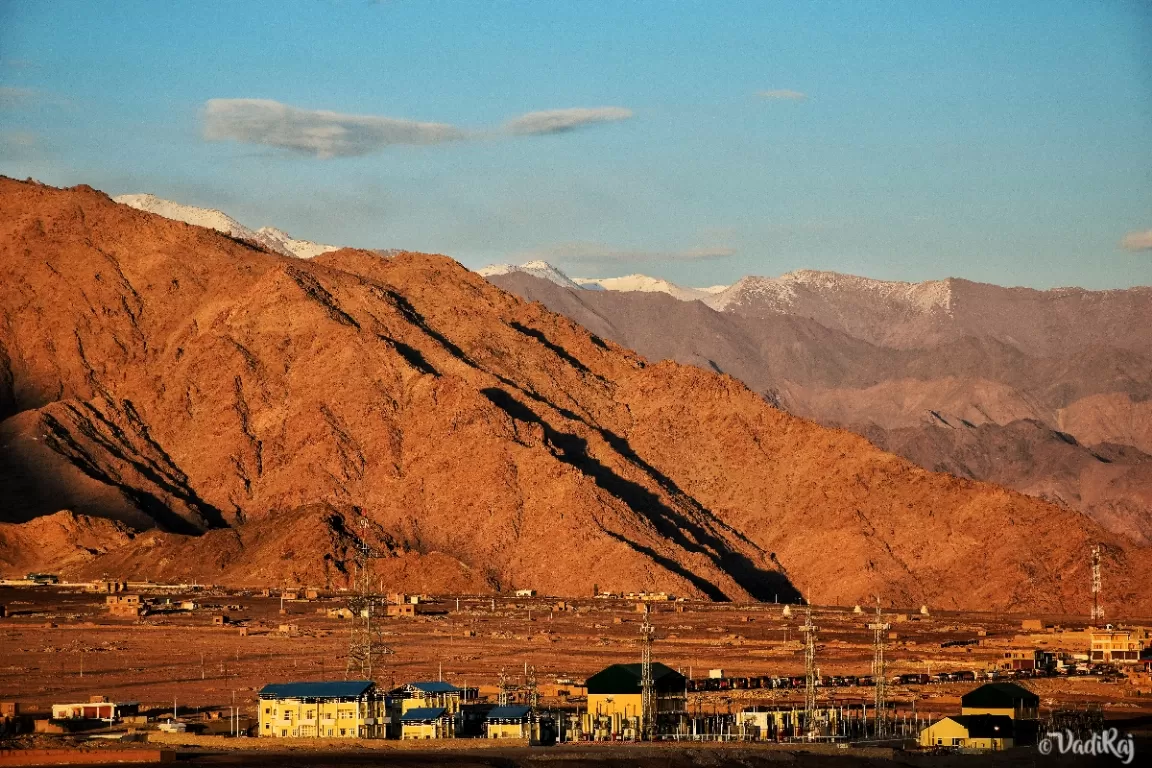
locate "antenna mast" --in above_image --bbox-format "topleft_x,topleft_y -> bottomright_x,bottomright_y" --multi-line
799,601 -> 819,740
867,597 -> 890,738
345,518 -> 393,681
1091,545 -> 1104,624
639,607 -> 656,740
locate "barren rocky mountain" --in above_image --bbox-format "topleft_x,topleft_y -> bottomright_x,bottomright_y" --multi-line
487,268 -> 1152,545
1,178 -> 1149,614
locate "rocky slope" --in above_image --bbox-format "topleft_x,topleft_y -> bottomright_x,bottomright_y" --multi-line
487,269 -> 1152,545
1,178 -> 1149,613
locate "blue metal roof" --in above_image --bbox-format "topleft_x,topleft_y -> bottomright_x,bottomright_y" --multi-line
259,681 -> 375,700
486,705 -> 531,720
400,707 -> 447,721
407,681 -> 460,693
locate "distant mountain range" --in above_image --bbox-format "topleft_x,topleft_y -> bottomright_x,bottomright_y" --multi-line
484,261 -> 1152,545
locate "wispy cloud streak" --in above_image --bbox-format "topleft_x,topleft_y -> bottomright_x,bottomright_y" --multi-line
503,107 -> 633,135
518,242 -> 735,263
757,89 -> 807,101
1120,230 -> 1152,252
203,99 -> 466,158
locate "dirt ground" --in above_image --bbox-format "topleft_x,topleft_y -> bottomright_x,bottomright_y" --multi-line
2,585 -> 1150,731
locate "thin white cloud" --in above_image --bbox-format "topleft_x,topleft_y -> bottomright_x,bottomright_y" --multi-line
757,89 -> 808,101
202,99 -> 635,157
0,86 -> 35,109
203,99 -> 466,158
1120,230 -> 1152,252
518,242 -> 735,263
1,130 -> 36,147
503,107 -> 633,135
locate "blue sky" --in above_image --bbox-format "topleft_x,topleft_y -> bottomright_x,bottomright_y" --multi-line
1,0 -> 1150,289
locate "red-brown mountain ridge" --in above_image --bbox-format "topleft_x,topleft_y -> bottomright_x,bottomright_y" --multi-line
1,178 -> 1148,614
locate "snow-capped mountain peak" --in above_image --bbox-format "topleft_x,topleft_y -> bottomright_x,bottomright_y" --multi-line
476,261 -> 729,302
113,193 -> 257,242
476,261 -> 583,290
255,227 -> 340,260
706,270 -> 954,314
113,193 -> 340,259
573,274 -> 723,302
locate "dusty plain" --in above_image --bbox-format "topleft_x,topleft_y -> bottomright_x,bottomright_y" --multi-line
2,585 -> 1151,727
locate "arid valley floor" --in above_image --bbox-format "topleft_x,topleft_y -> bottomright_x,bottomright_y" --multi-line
3,584 -> 1152,766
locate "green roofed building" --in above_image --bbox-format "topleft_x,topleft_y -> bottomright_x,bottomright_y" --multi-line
584,662 -> 687,739
960,683 -> 1039,719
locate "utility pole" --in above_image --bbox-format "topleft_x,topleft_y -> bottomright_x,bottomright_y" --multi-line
640,607 -> 656,741
799,604 -> 819,741
1091,545 -> 1104,624
867,597 -> 890,738
345,518 -> 393,681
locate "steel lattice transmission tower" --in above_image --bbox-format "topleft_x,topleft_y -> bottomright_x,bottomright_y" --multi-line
345,519 -> 393,681
867,597 -> 890,738
497,667 -> 510,707
525,665 -> 539,709
799,603 -> 819,740
1090,545 -> 1104,624
639,607 -> 656,740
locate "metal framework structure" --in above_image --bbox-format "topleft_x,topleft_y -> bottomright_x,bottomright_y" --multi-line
799,604 -> 819,740
345,520 -> 393,681
1091,545 -> 1104,624
867,598 -> 890,738
639,608 -> 656,740
497,667 -> 510,707
525,665 -> 539,709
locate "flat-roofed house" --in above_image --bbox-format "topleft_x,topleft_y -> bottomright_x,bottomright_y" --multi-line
51,700 -> 138,722
257,680 -> 386,738
1090,627 -> 1146,664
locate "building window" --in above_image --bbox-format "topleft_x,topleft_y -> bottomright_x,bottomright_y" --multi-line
340,729 -> 346,737
952,738 -> 962,746
264,707 -> 271,715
